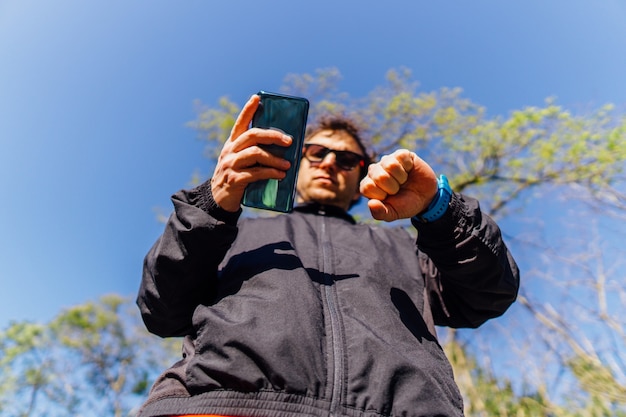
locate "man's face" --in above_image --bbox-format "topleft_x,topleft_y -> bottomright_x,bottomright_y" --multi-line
296,130 -> 364,211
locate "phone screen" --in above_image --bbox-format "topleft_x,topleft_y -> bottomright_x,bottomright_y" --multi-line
242,91 -> 310,213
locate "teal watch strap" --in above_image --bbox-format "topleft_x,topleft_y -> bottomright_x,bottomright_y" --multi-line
417,174 -> 452,222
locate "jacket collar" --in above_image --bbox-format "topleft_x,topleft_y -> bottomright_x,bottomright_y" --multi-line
294,202 -> 356,224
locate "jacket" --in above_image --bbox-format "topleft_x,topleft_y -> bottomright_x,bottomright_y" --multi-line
136,180 -> 519,417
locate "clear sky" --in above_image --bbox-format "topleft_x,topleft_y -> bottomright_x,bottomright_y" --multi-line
1,0 -> 626,329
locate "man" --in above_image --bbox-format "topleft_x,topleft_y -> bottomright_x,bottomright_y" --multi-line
136,94 -> 519,417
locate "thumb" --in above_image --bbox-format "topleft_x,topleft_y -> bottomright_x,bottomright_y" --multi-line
367,199 -> 398,222
230,95 -> 260,141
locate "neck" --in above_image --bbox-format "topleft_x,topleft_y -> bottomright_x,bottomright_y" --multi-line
294,202 -> 356,224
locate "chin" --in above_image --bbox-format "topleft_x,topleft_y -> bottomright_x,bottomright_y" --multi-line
304,189 -> 351,209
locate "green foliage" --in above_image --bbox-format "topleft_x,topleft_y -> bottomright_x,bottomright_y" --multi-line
188,67 -> 626,414
0,322 -> 52,416
567,355 -> 626,411
446,339 -> 626,417
0,295 -> 180,417
445,339 -> 559,416
192,67 -> 625,219
3,68 -> 624,415
187,97 -> 240,160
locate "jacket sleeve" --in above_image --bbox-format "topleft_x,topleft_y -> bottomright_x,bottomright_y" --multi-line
413,192 -> 520,328
137,180 -> 241,338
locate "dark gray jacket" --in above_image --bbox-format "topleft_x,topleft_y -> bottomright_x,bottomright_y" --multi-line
137,181 -> 519,417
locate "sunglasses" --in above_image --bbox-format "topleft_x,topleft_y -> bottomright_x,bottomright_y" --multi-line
302,144 -> 366,171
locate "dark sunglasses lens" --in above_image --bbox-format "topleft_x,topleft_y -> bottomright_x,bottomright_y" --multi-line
306,145 -> 329,160
335,152 -> 362,170
304,144 -> 363,170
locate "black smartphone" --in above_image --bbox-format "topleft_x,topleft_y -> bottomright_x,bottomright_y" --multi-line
242,91 -> 310,213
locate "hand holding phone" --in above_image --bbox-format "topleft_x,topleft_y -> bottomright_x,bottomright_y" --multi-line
242,91 -> 310,213
210,94 -> 293,213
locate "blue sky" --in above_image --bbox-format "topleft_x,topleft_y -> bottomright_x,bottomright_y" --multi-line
1,0 -> 626,330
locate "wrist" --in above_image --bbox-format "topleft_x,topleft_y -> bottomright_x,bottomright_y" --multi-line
202,180 -> 242,225
416,175 -> 452,223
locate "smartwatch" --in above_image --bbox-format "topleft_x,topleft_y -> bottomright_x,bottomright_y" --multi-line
416,174 -> 452,223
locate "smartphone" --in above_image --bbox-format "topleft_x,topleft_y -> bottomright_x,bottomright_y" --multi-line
242,91 -> 310,213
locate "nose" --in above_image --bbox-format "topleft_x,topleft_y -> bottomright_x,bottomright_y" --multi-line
318,151 -> 338,170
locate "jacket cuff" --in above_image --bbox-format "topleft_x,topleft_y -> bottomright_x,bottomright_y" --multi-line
195,180 -> 242,226
411,192 -> 465,241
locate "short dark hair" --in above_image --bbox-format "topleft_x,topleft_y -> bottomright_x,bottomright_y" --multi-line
305,114 -> 371,180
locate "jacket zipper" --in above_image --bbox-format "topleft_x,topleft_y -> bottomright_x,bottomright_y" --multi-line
320,214 -> 344,416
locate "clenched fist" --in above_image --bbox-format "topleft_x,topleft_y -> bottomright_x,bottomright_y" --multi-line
359,149 -> 438,222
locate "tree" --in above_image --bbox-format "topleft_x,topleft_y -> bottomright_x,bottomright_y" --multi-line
189,67 -> 626,413
514,222 -> 626,415
190,67 -> 625,217
3,67 -> 624,414
0,295 -> 179,417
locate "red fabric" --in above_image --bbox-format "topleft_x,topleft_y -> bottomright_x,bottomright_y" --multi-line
172,415 -> 239,417
172,415 -> 237,417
